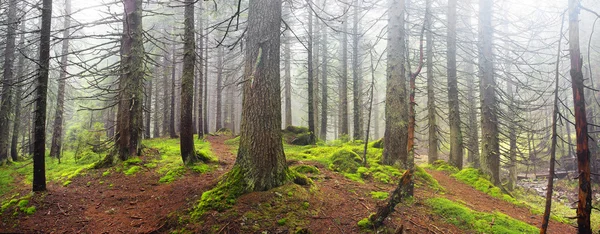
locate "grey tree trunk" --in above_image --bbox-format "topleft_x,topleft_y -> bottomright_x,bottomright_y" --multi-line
180,0 -> 197,164
284,2 -> 292,128
426,0 -> 438,164
446,0 -> 463,169
196,0 -> 204,139
307,6 -> 316,144
216,47 -> 224,130
352,0 -> 363,141
170,38 -> 177,138
320,24 -> 328,140
339,13 -> 349,137
162,53 -> 170,136
11,20 -> 26,162
382,0 -> 408,166
0,0 -> 18,164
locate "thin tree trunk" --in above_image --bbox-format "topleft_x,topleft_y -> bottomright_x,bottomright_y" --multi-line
540,13 -> 564,234
11,20 -> 26,162
426,0 -> 437,164
284,2 -> 292,128
170,37 -> 177,138
568,0 -> 592,232
153,66 -> 160,138
320,23 -> 328,140
144,71 -> 152,139
33,0 -> 53,191
0,0 -> 18,164
203,19 -> 209,134
216,47 -> 224,130
196,0 -> 204,139
162,53 -> 170,136
307,5 -> 316,144
340,13 -> 349,137
447,0 -> 463,169
352,0 -> 363,141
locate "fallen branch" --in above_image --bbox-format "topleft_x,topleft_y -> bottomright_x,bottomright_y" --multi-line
369,169 -> 414,228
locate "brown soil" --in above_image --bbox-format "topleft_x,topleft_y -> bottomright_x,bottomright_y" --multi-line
427,169 -> 575,233
0,135 -> 235,234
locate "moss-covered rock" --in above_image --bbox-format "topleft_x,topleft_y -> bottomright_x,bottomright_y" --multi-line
284,126 -> 310,134
290,133 -> 313,146
328,149 -> 362,173
282,126 -> 313,145
371,138 -> 384,149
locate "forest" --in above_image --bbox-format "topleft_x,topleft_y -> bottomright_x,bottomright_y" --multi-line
0,0 -> 599,233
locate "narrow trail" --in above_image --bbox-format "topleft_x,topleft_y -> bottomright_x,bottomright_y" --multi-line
0,136 -> 236,234
427,169 -> 574,233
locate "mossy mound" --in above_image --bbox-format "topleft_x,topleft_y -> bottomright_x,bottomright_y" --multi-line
414,166 -> 444,191
427,198 -> 538,233
216,128 -> 233,136
428,160 -> 459,173
282,126 -> 313,145
328,149 -> 363,173
292,165 -> 320,174
371,138 -> 384,149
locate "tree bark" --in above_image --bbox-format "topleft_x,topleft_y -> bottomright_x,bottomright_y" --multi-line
196,0 -> 204,139
340,13 -> 349,137
11,20 -> 26,162
33,0 -> 53,191
234,0 -> 289,191
170,37 -> 177,138
568,0 -> 592,232
144,72 -> 152,139
426,0 -> 437,164
0,0 -> 18,164
179,0 -> 197,164
382,0 -> 408,166
307,5 -> 316,144
446,0 -> 463,169
114,0 -> 144,162
152,65 -> 160,138
478,0 -> 500,185
216,47 -> 224,131
352,0 -> 363,141
283,2 -> 292,128
162,53 -> 170,136
320,24 -> 328,140
203,19 -> 209,134
369,169 -> 413,228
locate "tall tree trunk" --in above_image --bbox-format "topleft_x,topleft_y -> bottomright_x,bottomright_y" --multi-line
180,0 -> 197,164
162,53 -> 170,136
382,0 -> 407,166
507,72 -> 517,190
352,0 -> 363,141
234,0 -> 289,191
307,5 -> 316,144
340,13 -> 349,137
50,0 -> 71,159
447,0 -> 463,169
426,0 -> 437,164
11,20 -> 26,162
320,24 -> 328,140
170,38 -> 177,138
114,0 -> 144,162
0,0 -> 18,164
203,19 -> 209,134
33,0 -> 53,191
478,0 -> 499,185
144,73 -> 152,139
152,67 -> 160,138
284,2 -> 292,128
568,0 -> 592,232
216,47 -> 224,130
540,14 -> 564,233
196,0 -> 204,139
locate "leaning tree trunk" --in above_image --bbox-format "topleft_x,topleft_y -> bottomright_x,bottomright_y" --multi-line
540,13 -> 564,234
382,0 -> 408,166
0,0 -> 18,164
233,0 -> 289,192
568,0 -> 592,232
33,0 -> 53,191
180,0 -> 197,164
478,0 -> 500,185
50,0 -> 71,159
446,0 -> 463,169
11,20 -> 27,162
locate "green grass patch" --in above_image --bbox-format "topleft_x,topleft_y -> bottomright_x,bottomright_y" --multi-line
427,198 -> 538,233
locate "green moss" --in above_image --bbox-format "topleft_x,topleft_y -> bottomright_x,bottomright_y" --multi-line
102,170 -> 111,176
159,166 -> 186,183
191,164 -> 212,174
62,180 -> 72,186
453,168 -> 511,202
1,199 -> 18,212
123,157 -> 142,167
191,167 -> 248,219
277,218 -> 287,226
124,166 -> 141,176
357,216 -> 374,229
423,160 -> 459,173
370,191 -> 389,200
22,206 -> 36,215
329,148 -> 362,173
17,199 -> 28,208
427,198 -> 538,233
292,165 -> 320,174
144,163 -> 157,169
370,138 -> 384,149
373,172 -> 390,184
414,166 -> 444,191
302,201 -> 310,209
224,136 -> 240,145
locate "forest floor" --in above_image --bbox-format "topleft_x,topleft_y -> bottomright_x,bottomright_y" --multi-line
0,136 -> 577,233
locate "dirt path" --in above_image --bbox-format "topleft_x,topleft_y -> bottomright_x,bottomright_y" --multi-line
427,169 -> 574,233
0,136 -> 235,233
